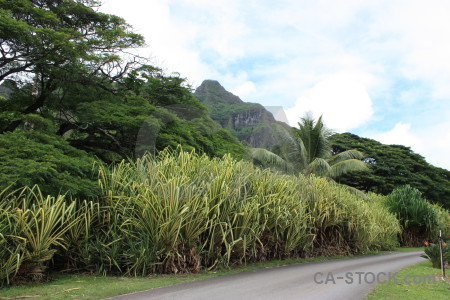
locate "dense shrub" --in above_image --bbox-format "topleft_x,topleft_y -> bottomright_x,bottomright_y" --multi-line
0,148 -> 404,285
0,129 -> 99,198
421,243 -> 449,268
386,185 -> 449,246
299,178 -> 400,255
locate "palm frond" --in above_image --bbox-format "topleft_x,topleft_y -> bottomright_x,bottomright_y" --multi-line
305,158 -> 331,177
249,148 -> 292,172
296,137 -> 309,171
271,123 -> 306,171
327,149 -> 365,165
294,114 -> 332,163
328,159 -> 369,178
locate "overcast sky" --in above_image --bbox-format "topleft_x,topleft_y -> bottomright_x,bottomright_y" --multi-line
101,0 -> 450,170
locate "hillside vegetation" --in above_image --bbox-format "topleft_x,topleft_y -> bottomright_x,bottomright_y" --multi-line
330,133 -> 450,209
1,0 -> 449,288
1,148 -> 403,285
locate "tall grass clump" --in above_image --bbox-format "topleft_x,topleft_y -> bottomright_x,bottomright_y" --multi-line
1,147 -> 403,285
94,149 -> 312,274
299,177 -> 400,255
385,185 -> 450,246
431,203 -> 450,237
91,147 -> 400,274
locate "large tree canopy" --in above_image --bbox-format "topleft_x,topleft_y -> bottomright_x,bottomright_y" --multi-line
0,0 -> 247,197
330,133 -> 450,209
0,0 -> 143,81
0,0 -> 144,133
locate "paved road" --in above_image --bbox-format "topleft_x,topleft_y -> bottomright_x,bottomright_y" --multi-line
107,251 -> 426,300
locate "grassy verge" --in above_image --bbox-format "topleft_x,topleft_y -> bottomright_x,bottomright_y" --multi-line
0,248 -> 422,300
385,247 -> 422,252
365,261 -> 450,300
391,247 -> 422,252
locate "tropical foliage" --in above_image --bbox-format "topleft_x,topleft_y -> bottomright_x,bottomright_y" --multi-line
0,149 -> 402,286
0,1 -> 247,197
421,243 -> 449,268
1,0 -> 450,290
291,115 -> 368,177
252,115 -> 368,178
0,186 -> 84,284
0,0 -> 144,134
0,128 -> 99,198
330,133 -> 450,209
385,185 -> 450,246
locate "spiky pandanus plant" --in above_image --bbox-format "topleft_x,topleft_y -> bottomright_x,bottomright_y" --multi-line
0,147 -> 408,284
0,186 -> 82,284
0,194 -> 23,285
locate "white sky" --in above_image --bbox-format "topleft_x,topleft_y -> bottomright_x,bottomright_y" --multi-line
100,0 -> 450,170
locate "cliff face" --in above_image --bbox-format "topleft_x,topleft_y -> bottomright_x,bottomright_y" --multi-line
194,80 -> 293,149
232,106 -> 275,128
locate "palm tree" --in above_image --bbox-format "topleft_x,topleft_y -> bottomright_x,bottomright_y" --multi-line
250,114 -> 368,179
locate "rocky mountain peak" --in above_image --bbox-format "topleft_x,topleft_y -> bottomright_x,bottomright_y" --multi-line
194,79 -> 294,150
195,80 -> 243,105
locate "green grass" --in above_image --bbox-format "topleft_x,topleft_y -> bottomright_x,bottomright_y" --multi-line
0,275 -> 199,300
0,251 -> 398,300
393,247 -> 423,252
366,261 -> 450,300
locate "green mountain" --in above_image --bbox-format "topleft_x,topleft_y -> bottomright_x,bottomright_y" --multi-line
194,80 -> 294,150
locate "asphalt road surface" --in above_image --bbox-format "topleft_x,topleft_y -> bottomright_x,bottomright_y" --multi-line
107,251 -> 426,300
